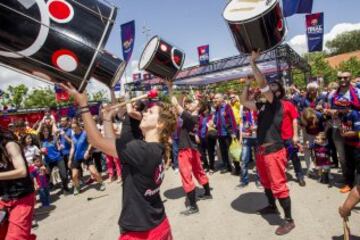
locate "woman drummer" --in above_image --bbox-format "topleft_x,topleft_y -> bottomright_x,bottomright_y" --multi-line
61,83 -> 176,240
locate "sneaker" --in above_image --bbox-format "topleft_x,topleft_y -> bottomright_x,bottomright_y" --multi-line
340,185 -> 352,193
85,178 -> 94,185
255,181 -> 263,189
97,183 -> 106,191
256,205 -> 280,215
198,193 -> 213,200
298,178 -> 306,187
180,206 -> 199,216
73,187 -> 80,196
236,182 -> 249,189
32,220 -> 39,229
275,220 -> 295,235
116,178 -> 122,184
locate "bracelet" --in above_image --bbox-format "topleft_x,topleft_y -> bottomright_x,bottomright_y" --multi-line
78,105 -> 89,110
260,85 -> 270,93
78,109 -> 90,115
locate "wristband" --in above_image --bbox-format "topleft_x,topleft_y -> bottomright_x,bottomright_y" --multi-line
260,85 -> 270,93
78,105 -> 89,110
78,109 -> 90,115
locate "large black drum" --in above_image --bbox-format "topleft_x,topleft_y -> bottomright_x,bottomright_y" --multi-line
139,36 -> 185,81
0,0 -> 126,91
223,0 -> 286,54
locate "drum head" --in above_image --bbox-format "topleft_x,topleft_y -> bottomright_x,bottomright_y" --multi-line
139,36 -> 159,70
223,0 -> 277,22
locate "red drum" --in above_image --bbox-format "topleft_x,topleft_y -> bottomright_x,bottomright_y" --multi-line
0,0 -> 126,91
139,36 -> 185,81
223,0 -> 286,54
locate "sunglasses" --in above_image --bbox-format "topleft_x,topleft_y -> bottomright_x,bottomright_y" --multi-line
338,76 -> 350,80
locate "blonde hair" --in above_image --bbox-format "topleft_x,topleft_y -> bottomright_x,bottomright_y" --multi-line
156,102 -> 177,161
301,108 -> 318,127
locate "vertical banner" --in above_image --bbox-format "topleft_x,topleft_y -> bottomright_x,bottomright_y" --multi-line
143,73 -> 153,80
197,45 -> 210,66
114,82 -> 121,92
121,20 -> 135,63
306,12 -> 324,52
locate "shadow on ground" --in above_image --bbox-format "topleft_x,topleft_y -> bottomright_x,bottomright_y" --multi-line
231,192 -> 283,226
332,235 -> 360,240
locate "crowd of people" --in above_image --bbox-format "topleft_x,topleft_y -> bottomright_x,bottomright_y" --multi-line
1,51 -> 360,239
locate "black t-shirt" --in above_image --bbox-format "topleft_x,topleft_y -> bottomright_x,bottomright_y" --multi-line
115,138 -> 166,232
256,99 -> 284,146
0,142 -> 34,200
120,113 -> 143,142
178,111 -> 198,149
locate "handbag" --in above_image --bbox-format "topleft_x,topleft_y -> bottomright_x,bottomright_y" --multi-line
229,139 -> 242,163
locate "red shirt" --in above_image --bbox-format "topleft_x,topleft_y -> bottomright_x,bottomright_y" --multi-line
281,100 -> 299,140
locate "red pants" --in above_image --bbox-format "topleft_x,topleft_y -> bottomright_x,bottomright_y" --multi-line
178,148 -> 209,193
119,217 -> 173,240
106,154 -> 122,178
256,147 -> 289,199
0,193 -> 36,240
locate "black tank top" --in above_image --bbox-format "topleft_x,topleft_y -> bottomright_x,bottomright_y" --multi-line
0,142 -> 34,200
120,113 -> 143,142
256,99 -> 284,146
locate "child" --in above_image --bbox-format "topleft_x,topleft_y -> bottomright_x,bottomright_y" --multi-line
310,132 -> 332,185
29,155 -> 50,207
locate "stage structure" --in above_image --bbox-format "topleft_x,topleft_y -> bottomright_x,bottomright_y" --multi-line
125,44 -> 310,91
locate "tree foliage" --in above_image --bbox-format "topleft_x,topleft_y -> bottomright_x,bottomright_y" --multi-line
326,30 -> 360,56
303,52 -> 337,84
7,84 -> 28,108
337,57 -> 360,77
23,87 -> 57,108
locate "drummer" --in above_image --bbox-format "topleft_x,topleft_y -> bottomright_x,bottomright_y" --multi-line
240,50 -> 295,235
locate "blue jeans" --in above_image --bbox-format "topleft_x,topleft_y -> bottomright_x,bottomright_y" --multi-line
172,139 -> 179,169
240,138 -> 258,184
284,139 -> 304,179
38,187 -> 50,207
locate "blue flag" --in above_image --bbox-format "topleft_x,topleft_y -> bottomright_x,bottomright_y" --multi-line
121,20 -> 135,63
306,12 -> 324,52
114,82 -> 121,92
283,0 -> 313,17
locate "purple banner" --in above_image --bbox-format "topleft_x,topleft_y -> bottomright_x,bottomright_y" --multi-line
198,45 -> 210,66
306,12 -> 324,52
121,20 -> 135,63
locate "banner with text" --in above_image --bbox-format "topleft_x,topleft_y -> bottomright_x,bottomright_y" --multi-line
306,12 -> 324,52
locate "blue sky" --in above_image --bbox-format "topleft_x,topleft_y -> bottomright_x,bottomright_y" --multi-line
0,0 -> 359,91
104,0 -> 360,71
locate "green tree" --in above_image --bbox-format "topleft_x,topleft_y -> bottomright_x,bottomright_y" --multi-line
7,84 -> 28,108
337,57 -> 360,77
326,30 -> 360,55
91,90 -> 107,101
304,52 -> 337,84
23,87 -> 57,108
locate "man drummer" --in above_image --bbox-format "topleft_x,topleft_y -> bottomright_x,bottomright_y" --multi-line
240,50 -> 295,235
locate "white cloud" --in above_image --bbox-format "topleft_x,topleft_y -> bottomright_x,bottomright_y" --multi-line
287,22 -> 360,55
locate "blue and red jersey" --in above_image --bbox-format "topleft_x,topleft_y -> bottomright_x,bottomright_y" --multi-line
213,103 -> 237,137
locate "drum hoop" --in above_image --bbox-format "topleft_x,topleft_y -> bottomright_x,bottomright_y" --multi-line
138,35 -> 160,71
109,60 -> 126,88
223,0 -> 279,25
171,51 -> 186,81
79,5 -> 117,92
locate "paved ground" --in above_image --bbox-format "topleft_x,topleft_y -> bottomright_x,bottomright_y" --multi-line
33,166 -> 360,240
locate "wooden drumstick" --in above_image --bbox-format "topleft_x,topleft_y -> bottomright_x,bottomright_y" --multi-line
107,89 -> 158,110
343,218 -> 350,240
